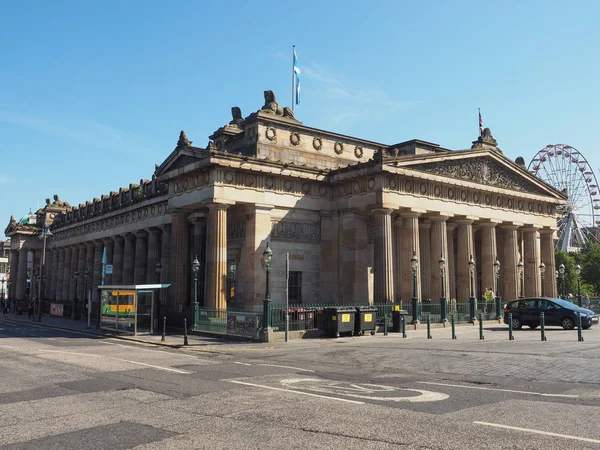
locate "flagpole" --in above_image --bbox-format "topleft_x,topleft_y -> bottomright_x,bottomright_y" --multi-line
478,108 -> 481,136
292,45 -> 296,112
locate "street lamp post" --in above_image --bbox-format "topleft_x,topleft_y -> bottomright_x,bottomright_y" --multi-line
83,268 -> 89,322
155,261 -> 162,284
539,262 -> 546,297
439,254 -> 447,323
191,255 -> 200,330
558,263 -> 565,299
411,251 -> 419,324
517,258 -> 524,299
262,243 -> 273,333
37,227 -> 52,322
468,255 -> 476,322
72,271 -> 79,320
227,260 -> 237,304
575,264 -> 582,307
494,256 -> 502,320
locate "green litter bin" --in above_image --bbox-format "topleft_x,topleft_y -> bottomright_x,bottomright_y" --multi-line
324,307 -> 356,338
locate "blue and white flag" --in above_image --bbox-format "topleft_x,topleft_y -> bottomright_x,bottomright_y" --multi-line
293,47 -> 300,105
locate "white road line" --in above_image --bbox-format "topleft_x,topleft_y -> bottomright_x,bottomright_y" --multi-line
228,380 -> 364,404
257,363 -> 315,373
40,350 -> 191,374
418,381 -> 579,398
474,421 -> 600,444
234,362 -> 252,366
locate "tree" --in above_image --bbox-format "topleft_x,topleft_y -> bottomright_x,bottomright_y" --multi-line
581,243 -> 600,296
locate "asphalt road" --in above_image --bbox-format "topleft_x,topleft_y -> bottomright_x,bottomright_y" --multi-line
1,319 -> 600,449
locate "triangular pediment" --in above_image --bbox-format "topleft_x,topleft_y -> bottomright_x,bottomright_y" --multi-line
393,150 -> 565,198
154,146 -> 209,179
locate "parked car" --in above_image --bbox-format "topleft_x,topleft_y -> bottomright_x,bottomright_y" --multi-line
503,297 -> 599,330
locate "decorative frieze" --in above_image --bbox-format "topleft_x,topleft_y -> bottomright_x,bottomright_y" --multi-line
271,220 -> 321,244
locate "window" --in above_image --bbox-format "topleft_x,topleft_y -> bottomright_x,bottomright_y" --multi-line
289,271 -> 302,304
0,263 -> 5,274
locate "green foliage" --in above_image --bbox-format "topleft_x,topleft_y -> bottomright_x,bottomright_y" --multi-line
556,243 -> 600,298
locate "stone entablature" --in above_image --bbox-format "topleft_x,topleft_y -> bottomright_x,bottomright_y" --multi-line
50,198 -> 169,243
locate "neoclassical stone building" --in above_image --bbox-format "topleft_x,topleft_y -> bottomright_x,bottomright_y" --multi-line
5,91 -> 565,323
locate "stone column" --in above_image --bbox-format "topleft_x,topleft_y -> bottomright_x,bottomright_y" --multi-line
522,227 -> 540,297
456,219 -> 475,302
373,209 -> 394,304
92,240 -> 104,305
501,224 -> 520,301
540,229 -> 557,297
339,209 -> 369,304
243,205 -> 273,308
170,212 -> 190,313
393,216 -> 403,304
479,222 -> 498,296
159,225 -> 171,306
112,236 -> 124,285
205,203 -> 229,310
77,244 -> 86,301
320,211 -> 340,304
447,224 -> 457,301
55,248 -> 65,301
419,220 -> 431,301
122,234 -> 135,285
9,250 -> 19,299
189,213 -> 207,305
69,245 -> 79,301
400,212 -> 421,303
430,216 -> 449,301
146,228 -> 161,284
49,249 -> 58,301
134,230 -> 148,285
62,246 -> 72,302
103,238 -> 114,286
16,248 -> 28,300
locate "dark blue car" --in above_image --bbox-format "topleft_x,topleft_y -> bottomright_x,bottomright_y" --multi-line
503,297 -> 599,330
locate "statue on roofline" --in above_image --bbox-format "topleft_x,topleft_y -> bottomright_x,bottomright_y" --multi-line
261,90 -> 295,119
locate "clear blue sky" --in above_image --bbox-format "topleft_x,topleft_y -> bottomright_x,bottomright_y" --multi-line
2,1 -> 599,234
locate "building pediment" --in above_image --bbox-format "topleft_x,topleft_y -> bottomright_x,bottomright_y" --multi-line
397,152 -> 564,198
154,131 -> 210,179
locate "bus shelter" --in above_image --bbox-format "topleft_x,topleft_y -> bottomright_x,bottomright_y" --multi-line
98,284 -> 170,335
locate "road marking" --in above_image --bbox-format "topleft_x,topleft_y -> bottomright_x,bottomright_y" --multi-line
234,362 -> 252,366
257,363 -> 315,373
40,350 -> 191,374
474,421 -> 600,444
418,381 -> 579,398
228,380 -> 364,404
281,378 -> 448,402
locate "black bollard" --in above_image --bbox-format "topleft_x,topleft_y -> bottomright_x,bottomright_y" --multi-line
427,314 -> 432,339
479,313 -> 484,340
401,314 -> 407,338
540,312 -> 546,341
161,316 -> 166,343
451,314 -> 456,340
577,313 -> 584,342
508,312 -> 514,340
383,314 -> 388,336
183,318 -> 189,346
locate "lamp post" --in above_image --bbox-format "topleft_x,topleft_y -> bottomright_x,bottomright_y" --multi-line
558,263 -> 565,299
468,255 -> 476,322
575,264 -> 582,307
539,262 -> 546,297
411,251 -> 419,324
227,260 -> 237,304
439,254 -> 447,323
155,261 -> 162,284
37,227 -> 52,322
494,256 -> 502,320
262,243 -> 273,333
191,255 -> 200,330
83,268 -> 89,322
72,271 -> 79,320
517,258 -> 524,299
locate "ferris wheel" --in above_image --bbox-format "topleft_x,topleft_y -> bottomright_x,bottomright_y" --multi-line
528,144 -> 600,252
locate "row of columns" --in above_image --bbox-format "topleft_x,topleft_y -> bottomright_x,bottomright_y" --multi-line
373,210 -> 557,304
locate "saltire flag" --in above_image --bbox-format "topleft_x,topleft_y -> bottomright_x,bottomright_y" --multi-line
479,108 -> 483,136
293,47 -> 300,105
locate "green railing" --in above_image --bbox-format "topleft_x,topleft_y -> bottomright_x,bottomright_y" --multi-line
194,307 -> 263,339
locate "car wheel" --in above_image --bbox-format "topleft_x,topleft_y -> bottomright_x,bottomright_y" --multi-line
528,325 -> 538,329
561,317 -> 575,330
511,317 -> 522,330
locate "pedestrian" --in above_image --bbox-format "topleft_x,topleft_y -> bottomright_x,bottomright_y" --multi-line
13,300 -> 19,316
28,301 -> 34,319
2,299 -> 8,318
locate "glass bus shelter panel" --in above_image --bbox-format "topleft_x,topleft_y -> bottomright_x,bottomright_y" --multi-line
100,291 -> 136,335
136,291 -> 153,334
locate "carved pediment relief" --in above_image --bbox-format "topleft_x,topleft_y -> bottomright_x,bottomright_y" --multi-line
407,157 -> 549,195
